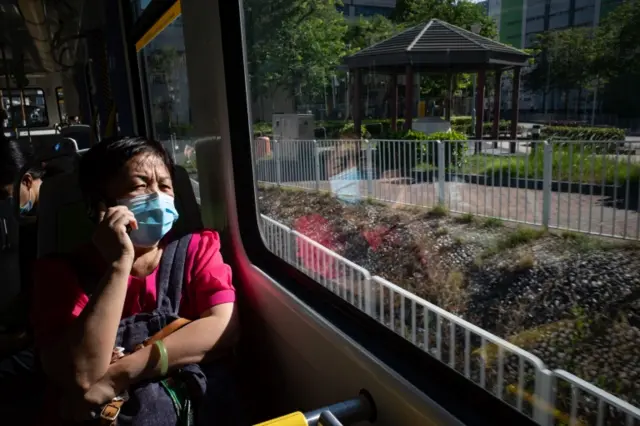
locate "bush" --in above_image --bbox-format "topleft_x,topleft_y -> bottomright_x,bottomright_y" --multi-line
253,122 -> 272,138
541,125 -> 625,141
338,122 -> 370,139
452,120 -> 525,137
375,130 -> 468,172
422,131 -> 468,168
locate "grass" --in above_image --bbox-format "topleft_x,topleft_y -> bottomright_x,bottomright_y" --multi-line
479,227 -> 548,261
458,146 -> 640,186
454,212 -> 476,224
428,204 -> 449,218
482,217 -> 503,228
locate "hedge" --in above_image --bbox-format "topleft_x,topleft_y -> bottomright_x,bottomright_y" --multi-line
541,126 -> 625,141
375,130 -> 468,171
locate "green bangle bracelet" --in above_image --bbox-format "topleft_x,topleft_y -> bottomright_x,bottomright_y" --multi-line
154,340 -> 169,376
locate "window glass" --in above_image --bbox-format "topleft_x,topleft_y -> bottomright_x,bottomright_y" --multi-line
244,1 -> 640,425
1,88 -> 49,128
131,0 -> 152,20
138,15 -> 196,183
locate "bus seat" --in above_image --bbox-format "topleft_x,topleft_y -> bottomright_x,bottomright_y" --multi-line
60,125 -> 91,150
37,165 -> 203,258
0,198 -> 22,325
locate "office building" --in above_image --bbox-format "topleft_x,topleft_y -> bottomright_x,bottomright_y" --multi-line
489,0 -> 621,48
339,0 -> 396,19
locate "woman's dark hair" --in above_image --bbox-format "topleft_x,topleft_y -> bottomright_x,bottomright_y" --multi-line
0,137 -> 26,188
78,136 -> 174,218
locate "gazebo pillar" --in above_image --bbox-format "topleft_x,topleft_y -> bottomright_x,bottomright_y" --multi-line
492,70 -> 502,143
403,64 -> 414,131
445,73 -> 454,121
389,73 -> 398,131
474,70 -> 486,149
510,67 -> 521,154
353,68 -> 362,137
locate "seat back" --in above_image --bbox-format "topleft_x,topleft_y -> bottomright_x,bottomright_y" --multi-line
60,125 -> 92,150
0,198 -> 22,329
37,165 -> 203,258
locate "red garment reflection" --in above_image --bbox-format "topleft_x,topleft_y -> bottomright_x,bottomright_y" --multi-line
293,214 -> 391,280
294,214 -> 339,279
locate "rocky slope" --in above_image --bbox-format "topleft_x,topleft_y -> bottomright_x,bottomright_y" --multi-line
258,186 -> 640,414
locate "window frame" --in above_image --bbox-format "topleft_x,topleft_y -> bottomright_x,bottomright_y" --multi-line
216,1 -> 542,426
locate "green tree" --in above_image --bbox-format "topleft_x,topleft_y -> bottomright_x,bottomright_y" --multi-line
392,0 -> 496,38
391,0 -> 498,102
594,0 -> 640,118
344,15 -> 396,52
244,0 -> 348,107
525,28 -> 596,116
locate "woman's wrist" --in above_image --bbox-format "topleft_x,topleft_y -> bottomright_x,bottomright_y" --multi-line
107,343 -> 161,393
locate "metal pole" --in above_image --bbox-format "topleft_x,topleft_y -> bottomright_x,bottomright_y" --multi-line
591,77 -> 599,126
1,44 -> 14,133
471,74 -> 477,131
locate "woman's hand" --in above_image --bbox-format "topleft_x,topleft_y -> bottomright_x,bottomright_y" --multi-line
92,205 -> 138,264
62,366 -> 126,422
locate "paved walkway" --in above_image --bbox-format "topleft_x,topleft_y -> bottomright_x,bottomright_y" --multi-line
279,179 -> 640,239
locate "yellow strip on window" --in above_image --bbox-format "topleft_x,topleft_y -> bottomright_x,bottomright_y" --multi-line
135,1 -> 182,52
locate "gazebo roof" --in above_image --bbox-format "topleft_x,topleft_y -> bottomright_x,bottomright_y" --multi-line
344,19 -> 530,72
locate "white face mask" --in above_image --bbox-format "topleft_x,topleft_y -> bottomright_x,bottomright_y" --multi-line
329,166 -> 361,203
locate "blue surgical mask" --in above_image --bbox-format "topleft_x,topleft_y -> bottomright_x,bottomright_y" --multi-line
117,192 -> 179,248
20,192 -> 33,215
330,166 -> 361,203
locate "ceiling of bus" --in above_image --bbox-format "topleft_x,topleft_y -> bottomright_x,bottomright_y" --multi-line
0,0 -> 102,81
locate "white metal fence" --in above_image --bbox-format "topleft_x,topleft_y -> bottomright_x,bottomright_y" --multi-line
255,138 -> 640,240
259,213 -> 640,426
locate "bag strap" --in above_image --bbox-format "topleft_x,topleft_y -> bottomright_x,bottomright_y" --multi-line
156,233 -> 193,315
133,318 -> 192,352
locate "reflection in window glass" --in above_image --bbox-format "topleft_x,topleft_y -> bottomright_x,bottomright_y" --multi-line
139,15 -> 195,176
131,0 -> 152,19
244,0 -> 640,424
1,88 -> 49,128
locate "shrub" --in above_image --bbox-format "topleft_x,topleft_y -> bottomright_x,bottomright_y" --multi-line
374,129 -> 468,172
339,122 -> 370,139
541,125 -> 625,141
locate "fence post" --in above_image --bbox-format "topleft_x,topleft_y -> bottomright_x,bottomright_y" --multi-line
275,139 -> 282,186
364,276 -> 373,316
438,140 -> 446,205
533,370 -> 553,426
314,139 -> 320,191
542,141 -> 552,228
365,139 -> 373,196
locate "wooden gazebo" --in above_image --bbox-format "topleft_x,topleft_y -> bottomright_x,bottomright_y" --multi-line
343,19 -> 531,142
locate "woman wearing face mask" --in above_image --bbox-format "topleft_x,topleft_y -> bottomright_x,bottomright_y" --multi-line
31,136 -> 240,425
17,164 -> 45,216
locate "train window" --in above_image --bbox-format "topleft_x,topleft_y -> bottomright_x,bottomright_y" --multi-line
137,12 -> 194,176
244,2 -> 640,425
1,88 -> 49,128
136,5 -> 198,205
131,0 -> 153,19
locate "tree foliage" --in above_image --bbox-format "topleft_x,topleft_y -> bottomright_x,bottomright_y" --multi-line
392,0 -> 497,38
526,28 -> 596,100
244,0 -> 348,104
344,15 -> 396,52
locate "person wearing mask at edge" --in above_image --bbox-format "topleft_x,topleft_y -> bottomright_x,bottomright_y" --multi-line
17,163 -> 45,217
31,136 -> 239,425
0,134 -> 43,425
0,136 -> 24,200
